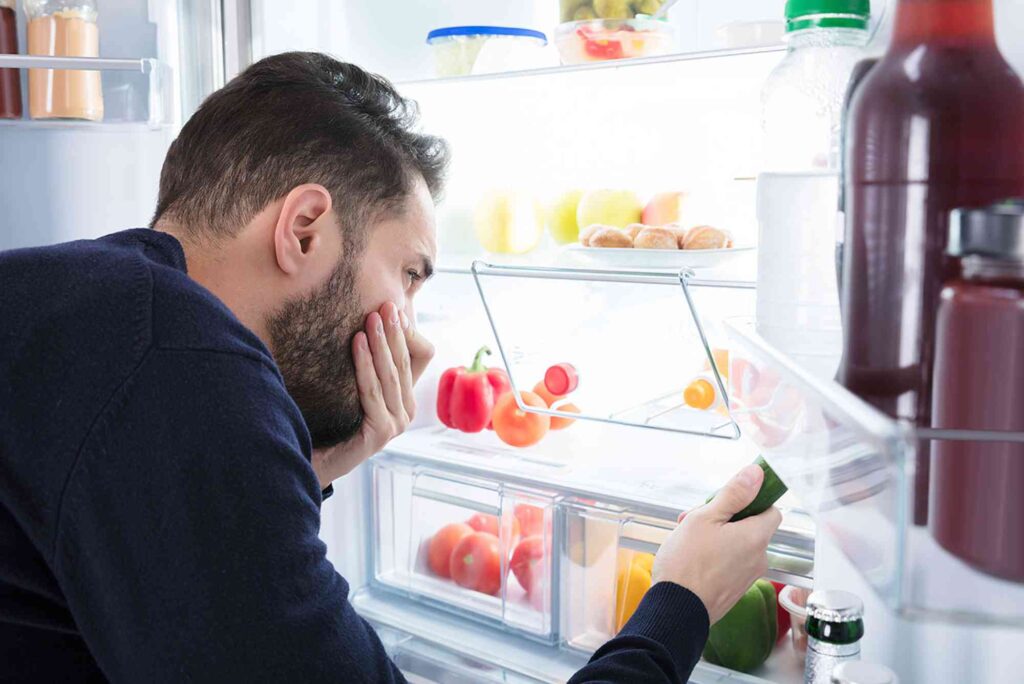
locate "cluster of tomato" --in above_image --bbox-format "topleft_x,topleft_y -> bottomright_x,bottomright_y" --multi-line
426,504 -> 547,599
437,346 -> 582,448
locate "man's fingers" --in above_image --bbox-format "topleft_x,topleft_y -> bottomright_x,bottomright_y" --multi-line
353,332 -> 388,426
743,505 -> 783,543
383,303 -> 415,420
705,464 -> 764,523
401,311 -> 434,384
366,311 -> 406,422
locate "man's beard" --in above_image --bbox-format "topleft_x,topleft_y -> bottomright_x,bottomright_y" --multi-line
267,260 -> 365,449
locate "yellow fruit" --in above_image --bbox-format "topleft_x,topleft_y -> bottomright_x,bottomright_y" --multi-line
474,192 -> 546,255
594,0 -> 633,19
577,189 -> 643,230
615,551 -> 654,631
548,190 -> 585,245
633,0 -> 663,15
574,6 -> 598,20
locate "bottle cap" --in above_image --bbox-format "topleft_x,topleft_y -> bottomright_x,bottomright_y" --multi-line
684,379 -> 716,410
806,590 -> 864,622
831,661 -> 899,684
785,0 -> 869,32
948,199 -> 1024,260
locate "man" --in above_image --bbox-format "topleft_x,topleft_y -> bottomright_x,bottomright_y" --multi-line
0,53 -> 781,682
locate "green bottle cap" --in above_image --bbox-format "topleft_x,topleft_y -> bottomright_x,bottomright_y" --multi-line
785,0 -> 869,32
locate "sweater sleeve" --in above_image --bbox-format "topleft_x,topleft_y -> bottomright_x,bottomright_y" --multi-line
567,582 -> 710,684
50,348 -> 406,684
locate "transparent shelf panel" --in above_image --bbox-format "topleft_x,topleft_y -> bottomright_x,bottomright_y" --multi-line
725,317 -> 1024,627
0,55 -> 173,128
472,262 -> 755,439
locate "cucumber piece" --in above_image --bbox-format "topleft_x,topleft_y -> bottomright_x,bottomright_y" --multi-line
705,455 -> 788,522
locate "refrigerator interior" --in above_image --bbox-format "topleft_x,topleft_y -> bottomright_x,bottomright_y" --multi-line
259,1 -> 1024,682
2,0 -> 1023,681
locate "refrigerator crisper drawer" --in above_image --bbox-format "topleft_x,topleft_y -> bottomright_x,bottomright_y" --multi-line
372,457 -> 559,642
562,503 -> 670,653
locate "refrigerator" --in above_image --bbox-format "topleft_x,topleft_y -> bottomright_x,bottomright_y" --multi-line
2,1 -> 1024,682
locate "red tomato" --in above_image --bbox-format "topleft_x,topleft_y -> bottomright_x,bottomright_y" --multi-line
550,402 -> 580,430
450,532 -> 503,595
466,513 -> 521,549
771,581 -> 791,642
492,391 -> 550,448
510,535 -> 547,596
427,523 -> 473,579
514,504 -> 546,538
544,363 -> 578,396
532,381 -> 562,407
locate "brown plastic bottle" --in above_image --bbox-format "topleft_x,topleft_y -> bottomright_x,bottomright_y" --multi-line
0,0 -> 21,119
930,202 -> 1024,582
838,0 -> 1024,525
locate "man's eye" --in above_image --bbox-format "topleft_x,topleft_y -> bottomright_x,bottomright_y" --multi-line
407,269 -> 422,284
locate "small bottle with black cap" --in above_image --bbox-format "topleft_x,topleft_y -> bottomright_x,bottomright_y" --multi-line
803,590 -> 865,684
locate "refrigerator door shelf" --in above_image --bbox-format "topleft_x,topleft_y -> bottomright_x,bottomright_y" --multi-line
726,317 -> 1024,627
0,55 -> 174,128
472,261 -> 754,440
372,456 -> 559,642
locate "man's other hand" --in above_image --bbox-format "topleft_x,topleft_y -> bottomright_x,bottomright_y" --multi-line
312,302 -> 434,488
651,464 -> 783,624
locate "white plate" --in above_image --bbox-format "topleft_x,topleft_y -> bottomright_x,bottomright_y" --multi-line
561,243 -> 754,271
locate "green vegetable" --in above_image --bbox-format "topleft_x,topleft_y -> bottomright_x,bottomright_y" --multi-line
706,455 -> 788,522
703,579 -> 778,673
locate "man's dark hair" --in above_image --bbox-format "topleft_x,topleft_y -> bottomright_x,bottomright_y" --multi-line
152,52 -> 449,240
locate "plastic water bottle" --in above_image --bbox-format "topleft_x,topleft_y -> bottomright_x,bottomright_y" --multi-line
756,0 -> 869,378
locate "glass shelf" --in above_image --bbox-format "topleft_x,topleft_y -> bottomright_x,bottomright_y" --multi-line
0,55 -> 173,128
396,45 -> 784,87
725,317 -> 1024,627
472,261 -> 753,439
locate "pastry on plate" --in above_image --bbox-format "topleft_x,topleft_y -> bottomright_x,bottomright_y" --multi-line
683,225 -> 733,250
590,226 -> 633,248
579,223 -> 605,247
623,223 -> 646,242
665,223 -> 690,248
634,226 -> 678,250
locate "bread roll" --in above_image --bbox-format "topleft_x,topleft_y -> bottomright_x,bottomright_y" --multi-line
634,226 -> 678,250
579,223 -> 605,247
664,223 -> 690,248
624,223 -> 646,241
590,226 -> 633,248
683,225 -> 733,250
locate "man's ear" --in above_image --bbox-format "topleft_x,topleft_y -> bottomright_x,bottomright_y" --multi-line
272,184 -> 334,276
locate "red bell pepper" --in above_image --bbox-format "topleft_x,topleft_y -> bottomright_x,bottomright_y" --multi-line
437,347 -> 511,433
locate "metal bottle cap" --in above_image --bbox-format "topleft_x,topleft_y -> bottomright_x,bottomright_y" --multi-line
948,199 -> 1024,259
806,590 -> 864,622
831,661 -> 899,684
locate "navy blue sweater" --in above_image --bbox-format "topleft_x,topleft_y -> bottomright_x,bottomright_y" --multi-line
0,229 -> 709,683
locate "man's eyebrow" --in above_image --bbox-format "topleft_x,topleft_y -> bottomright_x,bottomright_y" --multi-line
421,256 -> 435,281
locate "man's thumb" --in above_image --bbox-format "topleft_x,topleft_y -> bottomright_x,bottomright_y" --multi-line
706,464 -> 764,521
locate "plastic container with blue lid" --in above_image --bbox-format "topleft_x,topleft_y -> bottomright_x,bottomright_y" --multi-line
426,26 -> 549,77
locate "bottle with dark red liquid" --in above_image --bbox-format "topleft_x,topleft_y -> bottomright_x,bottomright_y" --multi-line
931,201 -> 1024,582
0,0 -> 21,119
838,0 -> 1024,524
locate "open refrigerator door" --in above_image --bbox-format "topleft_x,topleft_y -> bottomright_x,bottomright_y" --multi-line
0,0 -> 224,251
